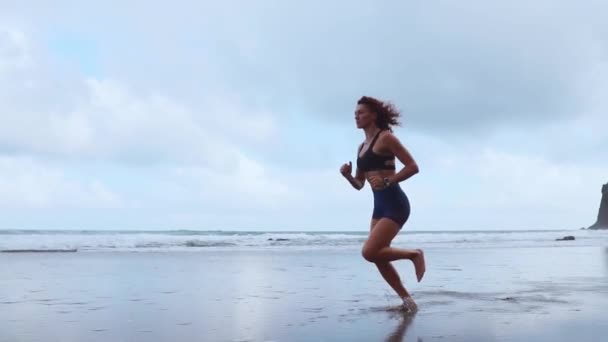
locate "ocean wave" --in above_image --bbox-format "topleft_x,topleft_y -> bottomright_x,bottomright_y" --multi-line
0,229 -> 606,252
183,240 -> 237,248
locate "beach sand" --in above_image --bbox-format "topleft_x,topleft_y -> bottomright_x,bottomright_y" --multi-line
1,246 -> 607,341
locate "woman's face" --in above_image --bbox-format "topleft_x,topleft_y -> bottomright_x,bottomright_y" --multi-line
355,104 -> 376,129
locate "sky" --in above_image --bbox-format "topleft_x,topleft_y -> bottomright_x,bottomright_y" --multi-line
0,1 -> 606,231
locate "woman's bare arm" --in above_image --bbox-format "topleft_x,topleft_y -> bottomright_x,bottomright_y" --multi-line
385,133 -> 419,184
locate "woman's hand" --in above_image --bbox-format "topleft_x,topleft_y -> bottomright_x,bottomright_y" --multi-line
340,161 -> 352,177
341,162 -> 365,190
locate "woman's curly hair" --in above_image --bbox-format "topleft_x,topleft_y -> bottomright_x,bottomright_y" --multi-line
357,96 -> 401,131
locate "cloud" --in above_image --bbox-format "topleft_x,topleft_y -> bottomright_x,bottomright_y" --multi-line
404,141 -> 605,229
0,26 -> 285,220
0,156 -> 123,209
0,27 -> 277,168
6,1 -> 607,137
0,2 -> 606,230
0,28 -> 31,71
33,0 -> 603,134
171,153 -> 290,212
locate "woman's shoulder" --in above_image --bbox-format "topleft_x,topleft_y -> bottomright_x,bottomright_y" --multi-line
379,130 -> 398,141
378,130 -> 403,149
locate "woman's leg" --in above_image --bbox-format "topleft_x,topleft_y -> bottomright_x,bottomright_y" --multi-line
375,261 -> 410,299
368,219 -> 410,298
362,218 -> 426,282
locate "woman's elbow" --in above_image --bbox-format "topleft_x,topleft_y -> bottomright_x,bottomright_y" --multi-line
411,163 -> 420,174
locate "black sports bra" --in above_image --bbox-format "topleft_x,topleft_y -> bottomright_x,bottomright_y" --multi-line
356,130 -> 396,172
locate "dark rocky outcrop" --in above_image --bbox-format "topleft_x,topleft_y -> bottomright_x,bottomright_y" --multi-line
589,182 -> 608,230
556,236 -> 575,241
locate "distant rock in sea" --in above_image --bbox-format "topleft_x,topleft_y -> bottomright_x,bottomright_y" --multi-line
556,236 -> 575,241
588,182 -> 608,230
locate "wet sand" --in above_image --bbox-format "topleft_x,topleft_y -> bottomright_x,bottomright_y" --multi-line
1,246 -> 607,341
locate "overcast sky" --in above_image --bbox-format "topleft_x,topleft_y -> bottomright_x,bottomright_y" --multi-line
1,1 -> 606,231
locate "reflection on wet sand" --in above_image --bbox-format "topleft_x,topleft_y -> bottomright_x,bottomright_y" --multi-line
384,311 -> 422,342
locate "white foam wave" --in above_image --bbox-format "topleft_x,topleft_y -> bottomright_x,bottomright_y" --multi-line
0,229 -> 606,252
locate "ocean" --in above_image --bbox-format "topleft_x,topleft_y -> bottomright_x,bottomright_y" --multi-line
1,228 -> 607,252
2,228 -> 608,341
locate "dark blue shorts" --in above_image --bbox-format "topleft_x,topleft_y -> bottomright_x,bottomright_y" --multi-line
372,184 -> 411,228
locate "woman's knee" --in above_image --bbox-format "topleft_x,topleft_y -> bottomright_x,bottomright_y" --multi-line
361,245 -> 378,262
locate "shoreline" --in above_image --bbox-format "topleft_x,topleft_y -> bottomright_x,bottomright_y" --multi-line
2,246 -> 607,341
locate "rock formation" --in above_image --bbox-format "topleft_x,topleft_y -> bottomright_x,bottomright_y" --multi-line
589,182 -> 608,230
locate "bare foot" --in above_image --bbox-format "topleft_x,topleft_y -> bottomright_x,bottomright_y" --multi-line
412,249 -> 426,282
401,295 -> 418,313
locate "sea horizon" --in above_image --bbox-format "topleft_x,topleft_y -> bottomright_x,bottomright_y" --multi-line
2,228 -> 606,253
